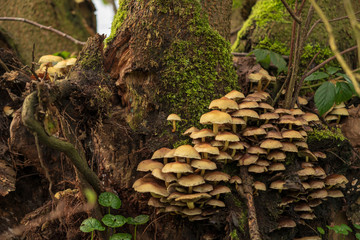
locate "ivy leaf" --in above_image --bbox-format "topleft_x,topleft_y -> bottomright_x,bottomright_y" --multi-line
109,233 -> 133,240
317,227 -> 325,235
314,82 -> 336,115
80,218 -> 105,233
127,215 -> 149,225
269,51 -> 287,73
102,214 -> 127,228
98,192 -> 121,209
326,66 -> 341,75
335,82 -> 353,104
304,71 -> 329,81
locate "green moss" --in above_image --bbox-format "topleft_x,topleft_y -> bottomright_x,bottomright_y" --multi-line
308,127 -> 346,142
172,139 -> 190,148
229,229 -> 240,240
105,0 -> 129,46
232,0 -> 291,51
300,43 -> 336,68
255,36 -> 290,55
160,1 -> 238,131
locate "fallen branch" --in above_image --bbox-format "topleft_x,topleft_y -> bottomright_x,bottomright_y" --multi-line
0,17 -> 86,45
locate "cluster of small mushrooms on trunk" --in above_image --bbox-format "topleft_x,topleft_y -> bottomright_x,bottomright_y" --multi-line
133,88 -> 349,231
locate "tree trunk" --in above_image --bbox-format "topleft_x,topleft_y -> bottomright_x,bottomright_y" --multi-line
0,0 -> 96,64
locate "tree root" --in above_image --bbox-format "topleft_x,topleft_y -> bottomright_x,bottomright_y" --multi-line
21,91 -> 102,194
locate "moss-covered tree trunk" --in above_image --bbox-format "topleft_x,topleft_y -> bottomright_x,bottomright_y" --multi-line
0,0 -> 96,64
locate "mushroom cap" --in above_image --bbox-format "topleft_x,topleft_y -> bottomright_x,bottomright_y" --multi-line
215,131 -> 240,142
309,180 -> 325,189
267,151 -> 286,161
204,171 -> 230,182
301,182 -> 311,190
243,127 -> 266,137
301,162 -> 314,168
327,190 -> 344,198
279,197 -> 296,207
259,112 -> 280,121
162,162 -> 193,174
239,154 -> 258,165
193,184 -> 214,193
200,110 -> 232,125
209,98 -> 239,111
256,159 -> 270,166
313,151 -> 326,159
164,149 -> 176,158
297,96 -> 308,105
174,145 -> 201,159
164,206 -> 182,213
148,197 -> 166,208
137,160 -> 164,172
325,174 -> 348,186
152,147 -> 172,159
65,58 -> 77,66
206,199 -> 225,207
313,167 -> 326,178
282,130 -> 304,140
248,146 -> 267,155
175,192 -> 211,203
190,128 -> 215,139
182,208 -> 202,216
290,108 -> 305,116
232,117 -> 246,126
210,185 -> 231,196
229,176 -> 242,184
277,217 -> 296,228
232,109 -> 259,119
270,180 -> 287,190
325,115 -> 338,121
308,189 -> 328,199
253,181 -> 266,191
132,174 -> 157,189
210,140 -> 224,147
248,72 -> 265,83
268,163 -> 285,171
167,191 -> 186,200
274,108 -> 292,115
191,159 -> 217,170
38,55 -> 64,65
299,213 -> 317,221
302,113 -> 320,122
281,142 -> 298,152
194,143 -> 219,155
265,130 -> 283,140
152,168 -> 177,183
260,139 -> 283,150
243,96 -> 262,102
167,113 -> 181,121
229,142 -> 246,150
298,150 -> 317,161
224,90 -> 245,100
54,60 -> 67,69
178,174 -> 205,187
183,126 -> 199,136
309,199 -> 323,207
134,182 -> 169,197
294,202 -> 312,212
260,123 -> 278,130
215,151 -> 233,162
238,101 -> 259,109
297,167 -> 316,177
248,165 -> 267,173
330,108 -> 349,116
295,141 -> 309,149
259,102 -> 274,111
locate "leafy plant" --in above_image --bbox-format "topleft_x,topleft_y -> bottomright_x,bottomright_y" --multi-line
318,223 -> 360,240
306,66 -> 357,115
80,192 -> 149,239
127,215 -> 150,240
252,49 -> 287,74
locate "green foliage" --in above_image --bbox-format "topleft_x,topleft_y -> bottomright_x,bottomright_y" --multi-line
232,0 -> 242,9
319,223 -> 360,239
304,72 -> 329,81
53,51 -> 72,59
229,229 -> 240,240
173,139 -> 190,148
256,36 -> 290,55
252,49 -> 287,73
308,127 -> 346,142
98,192 -> 122,210
105,0 -> 129,46
80,192 -> 148,240
301,43 -> 334,67
314,82 -> 336,116
84,188 -> 97,205
110,233 -> 133,240
317,226 -> 325,235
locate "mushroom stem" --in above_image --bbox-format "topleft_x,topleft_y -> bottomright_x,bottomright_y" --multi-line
257,79 -> 262,92
200,169 -> 206,176
201,137 -> 205,142
187,202 -> 195,209
188,186 -> 193,193
213,124 -> 219,135
150,193 -> 162,198
289,123 -> 293,130
177,173 -> 182,179
186,158 -> 190,164
231,149 -> 236,157
232,124 -> 237,133
204,152 -> 208,159
222,141 -> 229,151
216,194 -> 220,200
164,158 -> 168,164
336,116 -> 341,124
172,121 -> 176,132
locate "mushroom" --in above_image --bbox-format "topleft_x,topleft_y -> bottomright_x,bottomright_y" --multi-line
210,185 -> 231,199
174,145 -> 201,164
190,159 -> 217,176
134,181 -> 169,198
178,174 -> 205,193
175,193 -> 211,209
167,113 -> 181,132
209,97 -> 239,112
200,110 -> 232,134
224,90 -> 245,102
183,126 -> 199,136
162,162 -> 193,178
152,147 -> 172,164
215,131 -> 240,151
190,128 -> 215,142
137,159 -> 164,172
194,142 -> 219,159
206,199 -> 225,208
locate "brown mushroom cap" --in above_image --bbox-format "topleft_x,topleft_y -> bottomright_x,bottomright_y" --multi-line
137,160 -> 164,172
325,174 -> 348,186
269,163 -> 285,171
295,141 -> 309,149
239,154 -> 258,165
294,202 -> 312,212
210,185 -> 231,196
229,142 -> 246,150
243,127 -> 266,137
253,181 -> 266,191
229,176 -> 242,184
148,197 -> 166,208
178,174 -> 205,187
258,102 -> 274,112
174,145 -> 201,160
232,109 -> 259,119
297,167 -> 316,177
270,180 -> 287,190
215,131 -> 240,142
294,236 -> 321,240
175,192 -> 211,203
327,190 -> 344,198
309,180 -> 325,189
183,126 -> 199,136
256,159 -> 270,166
275,108 -> 292,115
298,149 -> 317,161
299,213 -> 317,221
302,113 -> 320,122
267,151 -> 286,161
200,110 -> 232,125
209,97 -> 238,110
265,130 -> 283,140
190,129 -> 215,140
308,189 -> 328,199
281,142 -> 298,152
282,130 -> 304,140
152,148 -> 172,160
277,217 -> 296,228
182,208 -> 202,216
206,199 -> 225,207
260,139 -> 283,150
191,159 -> 217,171
194,143 -> 220,156
204,171 -> 231,182
330,108 -> 349,116
152,168 -> 176,183
248,146 -> 267,155
259,112 -> 280,121
134,182 -> 169,197
167,113 -> 181,121
248,165 -> 267,173
313,167 -> 326,178
215,151 -> 233,162
193,183 -> 214,193
162,162 -> 193,174
224,90 -> 245,100
238,101 -> 259,109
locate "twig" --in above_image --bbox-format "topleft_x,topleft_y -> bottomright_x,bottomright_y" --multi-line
0,58 -> 10,72
0,17 -> 86,45
280,0 -> 301,24
231,52 -> 289,60
141,213 -> 168,238
304,50 -> 321,73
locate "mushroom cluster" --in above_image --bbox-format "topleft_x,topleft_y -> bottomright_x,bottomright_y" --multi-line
36,55 -> 77,80
133,89 -> 349,225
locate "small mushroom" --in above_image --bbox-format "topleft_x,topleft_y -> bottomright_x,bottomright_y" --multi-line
167,113 -> 181,132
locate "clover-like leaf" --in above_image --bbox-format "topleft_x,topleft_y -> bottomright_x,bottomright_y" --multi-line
98,192 -> 121,209
317,226 -> 325,235
80,218 -> 105,233
109,233 -> 132,240
304,71 -> 329,81
102,214 -> 127,228
127,215 -> 149,225
314,82 -> 336,115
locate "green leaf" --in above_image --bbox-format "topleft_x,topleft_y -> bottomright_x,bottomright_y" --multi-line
335,82 -> 353,104
304,71 -> 329,81
84,188 -> 97,205
326,66 -> 341,75
355,232 -> 360,240
341,224 -> 353,233
102,214 -> 127,228
354,224 -> 360,230
269,51 -> 287,73
53,51 -> 70,59
317,227 -> 325,235
315,82 -> 336,115
98,192 -> 121,209
253,49 -> 271,69
80,218 -> 105,233
109,233 -> 133,240
127,215 -> 149,225
336,73 -> 358,95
